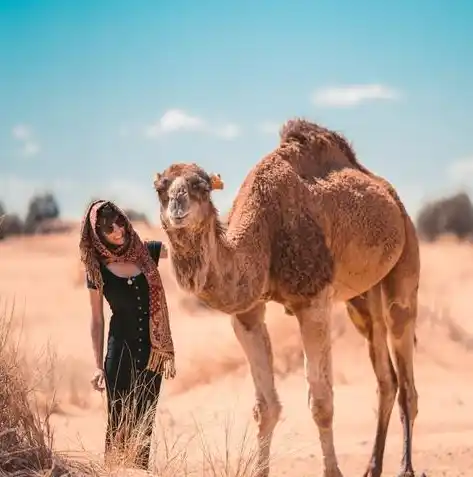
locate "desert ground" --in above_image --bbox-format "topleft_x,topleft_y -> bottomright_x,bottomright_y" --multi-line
1,222 -> 473,476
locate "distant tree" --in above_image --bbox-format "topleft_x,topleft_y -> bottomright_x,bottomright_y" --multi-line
0,214 -> 24,239
416,192 -> 473,241
0,201 -> 5,240
23,192 -> 60,235
0,201 -> 24,240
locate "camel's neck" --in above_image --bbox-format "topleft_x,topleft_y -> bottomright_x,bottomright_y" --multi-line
167,215 -> 268,315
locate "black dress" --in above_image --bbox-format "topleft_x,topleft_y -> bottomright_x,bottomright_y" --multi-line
86,240 -> 163,469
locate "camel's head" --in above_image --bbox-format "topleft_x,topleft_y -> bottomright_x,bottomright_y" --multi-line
153,163 -> 224,230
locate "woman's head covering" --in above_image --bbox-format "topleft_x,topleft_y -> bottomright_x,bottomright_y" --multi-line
79,199 -> 175,379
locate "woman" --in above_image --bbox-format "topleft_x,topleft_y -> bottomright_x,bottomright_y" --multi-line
79,199 -> 175,470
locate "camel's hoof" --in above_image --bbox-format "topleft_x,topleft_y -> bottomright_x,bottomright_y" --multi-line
363,470 -> 381,477
254,470 -> 269,477
362,462 -> 381,477
397,472 -> 427,477
324,468 -> 343,477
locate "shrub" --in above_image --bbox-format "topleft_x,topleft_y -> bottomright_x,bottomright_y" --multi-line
0,202 -> 24,240
24,193 -> 60,235
416,192 -> 473,241
0,214 -> 24,240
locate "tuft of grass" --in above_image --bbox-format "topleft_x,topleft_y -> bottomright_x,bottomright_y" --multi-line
0,297 -> 96,476
88,384 -> 263,476
0,298 -> 54,475
192,412 -> 261,477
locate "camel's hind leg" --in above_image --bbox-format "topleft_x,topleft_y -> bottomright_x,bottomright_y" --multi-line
232,302 -> 282,477
382,240 -> 424,477
295,288 -> 343,477
346,284 -> 398,477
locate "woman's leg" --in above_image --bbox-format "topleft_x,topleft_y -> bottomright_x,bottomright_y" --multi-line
104,385 -> 124,460
104,343 -> 163,469
104,367 -> 125,462
103,345 -> 133,463
132,370 -> 163,469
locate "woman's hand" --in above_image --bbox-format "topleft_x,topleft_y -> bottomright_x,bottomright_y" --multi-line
91,368 -> 105,392
160,243 -> 169,259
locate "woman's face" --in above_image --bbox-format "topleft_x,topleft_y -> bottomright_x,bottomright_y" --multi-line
97,212 -> 127,247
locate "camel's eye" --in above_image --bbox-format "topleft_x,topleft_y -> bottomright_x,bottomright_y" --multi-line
188,176 -> 208,194
155,178 -> 171,205
155,177 -> 170,193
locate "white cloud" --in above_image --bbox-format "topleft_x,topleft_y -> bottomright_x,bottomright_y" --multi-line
214,123 -> 240,139
145,109 -> 240,140
159,109 -> 205,133
12,124 -> 31,140
23,142 -> 41,157
311,84 -> 400,108
11,123 -> 41,158
447,157 -> 473,182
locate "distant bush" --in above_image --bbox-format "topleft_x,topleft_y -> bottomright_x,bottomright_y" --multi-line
0,214 -> 24,240
23,192 -> 60,235
416,192 -> 473,241
0,201 -> 24,240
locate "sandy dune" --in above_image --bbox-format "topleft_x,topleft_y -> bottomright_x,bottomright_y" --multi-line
1,225 -> 473,476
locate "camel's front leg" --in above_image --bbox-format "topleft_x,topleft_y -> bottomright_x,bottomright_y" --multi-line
295,289 -> 343,477
232,303 -> 282,477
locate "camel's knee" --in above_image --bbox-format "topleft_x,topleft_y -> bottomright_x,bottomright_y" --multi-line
374,351 -> 398,404
308,385 -> 334,429
253,398 -> 282,437
378,373 -> 398,406
386,302 -> 415,341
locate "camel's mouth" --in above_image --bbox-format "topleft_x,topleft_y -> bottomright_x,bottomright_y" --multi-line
169,212 -> 190,228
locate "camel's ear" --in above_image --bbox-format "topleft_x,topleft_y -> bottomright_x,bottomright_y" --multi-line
210,173 -> 224,191
153,172 -> 161,190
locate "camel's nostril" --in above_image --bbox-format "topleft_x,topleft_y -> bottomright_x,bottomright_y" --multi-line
169,197 -> 189,218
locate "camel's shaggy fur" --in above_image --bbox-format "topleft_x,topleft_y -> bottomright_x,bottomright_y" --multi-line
153,118 -> 422,477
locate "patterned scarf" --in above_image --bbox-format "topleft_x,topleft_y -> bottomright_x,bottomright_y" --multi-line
79,199 -> 175,379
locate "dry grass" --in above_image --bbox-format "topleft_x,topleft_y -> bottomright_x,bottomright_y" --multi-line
0,298 -> 264,477
0,298 -> 90,476
84,389 -> 264,477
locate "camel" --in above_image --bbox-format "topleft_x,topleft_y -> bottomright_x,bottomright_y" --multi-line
152,118 -> 423,477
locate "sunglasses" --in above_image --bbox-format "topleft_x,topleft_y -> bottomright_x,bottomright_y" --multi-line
98,215 -> 126,234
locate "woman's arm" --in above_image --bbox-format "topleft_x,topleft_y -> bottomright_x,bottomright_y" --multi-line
89,288 -> 105,370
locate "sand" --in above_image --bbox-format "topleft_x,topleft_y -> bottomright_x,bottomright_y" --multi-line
1,224 -> 472,476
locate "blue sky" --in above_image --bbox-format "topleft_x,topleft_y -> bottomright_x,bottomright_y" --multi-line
1,0 -> 472,223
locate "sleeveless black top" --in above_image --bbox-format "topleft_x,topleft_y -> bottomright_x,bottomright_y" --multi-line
87,241 -> 162,374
